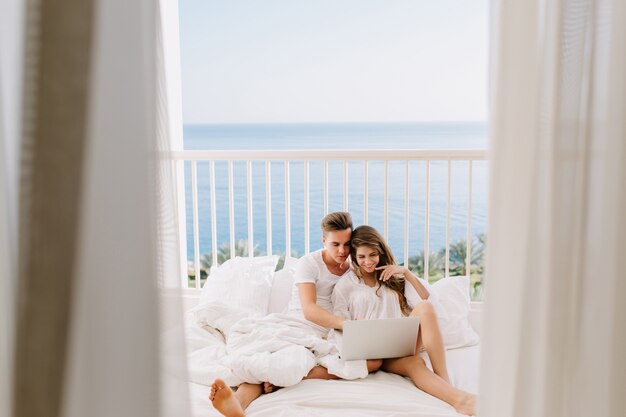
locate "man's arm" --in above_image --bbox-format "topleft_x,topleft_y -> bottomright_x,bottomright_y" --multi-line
298,283 -> 346,330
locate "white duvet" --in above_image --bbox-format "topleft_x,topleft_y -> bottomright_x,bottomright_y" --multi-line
186,302 -> 368,388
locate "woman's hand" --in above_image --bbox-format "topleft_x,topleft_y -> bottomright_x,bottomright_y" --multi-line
375,265 -> 407,281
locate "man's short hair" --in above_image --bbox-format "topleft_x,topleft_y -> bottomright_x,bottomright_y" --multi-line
320,212 -> 353,236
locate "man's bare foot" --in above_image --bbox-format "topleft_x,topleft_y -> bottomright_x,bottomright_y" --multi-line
209,379 -> 245,417
453,393 -> 476,416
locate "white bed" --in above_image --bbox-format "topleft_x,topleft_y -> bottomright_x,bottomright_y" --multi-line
184,256 -> 482,417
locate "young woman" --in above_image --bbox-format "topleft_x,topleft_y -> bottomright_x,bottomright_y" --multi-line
332,225 -> 476,416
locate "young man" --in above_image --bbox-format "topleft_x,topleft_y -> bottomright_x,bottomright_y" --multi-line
210,212 -> 381,417
287,211 -> 353,335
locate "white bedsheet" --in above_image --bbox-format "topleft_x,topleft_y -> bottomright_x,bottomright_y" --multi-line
189,343 -> 481,417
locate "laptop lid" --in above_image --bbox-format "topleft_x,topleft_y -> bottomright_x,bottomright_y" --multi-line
338,317 -> 420,360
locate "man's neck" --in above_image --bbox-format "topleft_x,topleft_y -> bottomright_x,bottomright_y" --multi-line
322,250 -> 345,271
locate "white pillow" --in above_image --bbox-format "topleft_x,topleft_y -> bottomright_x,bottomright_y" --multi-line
431,276 -> 480,349
268,256 -> 299,314
189,301 -> 250,339
405,276 -> 479,349
200,255 -> 279,316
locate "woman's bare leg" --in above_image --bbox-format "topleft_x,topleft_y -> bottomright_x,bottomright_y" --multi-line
303,365 -> 339,380
366,359 -> 383,372
210,379 -> 262,417
383,356 -> 475,416
411,300 -> 450,383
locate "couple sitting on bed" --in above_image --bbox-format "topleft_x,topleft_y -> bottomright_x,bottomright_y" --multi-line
210,212 -> 476,417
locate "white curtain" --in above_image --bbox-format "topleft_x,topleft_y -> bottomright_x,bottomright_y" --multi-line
480,0 -> 626,416
62,0 -> 190,416
0,108 -> 13,417
1,0 -> 190,416
60,0 -> 161,414
0,1 -> 24,417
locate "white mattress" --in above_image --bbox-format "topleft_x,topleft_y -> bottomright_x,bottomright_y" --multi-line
189,344 -> 480,417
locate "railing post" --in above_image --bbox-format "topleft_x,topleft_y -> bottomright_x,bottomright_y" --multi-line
210,160 -> 217,267
304,160 -> 310,254
285,161 -> 291,257
404,160 -> 409,267
265,160 -> 272,256
191,161 -> 200,288
247,160 -> 253,257
445,160 -> 451,278
364,161 -> 369,224
466,161 -> 473,278
343,160 -> 348,212
228,160 -> 234,259
424,161 -> 431,282
384,160 -> 389,241
323,160 -> 328,216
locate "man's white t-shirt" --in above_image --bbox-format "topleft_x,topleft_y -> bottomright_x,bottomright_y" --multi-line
287,249 -> 349,318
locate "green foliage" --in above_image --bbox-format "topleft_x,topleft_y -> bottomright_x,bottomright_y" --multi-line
406,233 -> 486,301
447,235 -> 485,277
407,250 -> 445,281
188,234 -> 487,301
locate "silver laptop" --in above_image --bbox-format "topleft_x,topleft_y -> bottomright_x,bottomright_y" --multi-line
337,317 -> 420,360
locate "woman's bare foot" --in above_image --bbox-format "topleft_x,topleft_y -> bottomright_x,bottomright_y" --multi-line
209,379 -> 245,417
453,393 -> 476,416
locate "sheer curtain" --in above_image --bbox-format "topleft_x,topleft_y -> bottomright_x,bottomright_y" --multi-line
0,113 -> 13,417
0,0 -> 24,414
2,0 -> 190,416
481,0 -> 626,416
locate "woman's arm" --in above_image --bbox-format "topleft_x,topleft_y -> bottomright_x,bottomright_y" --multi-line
299,283 -> 346,330
403,269 -> 430,300
377,265 -> 430,300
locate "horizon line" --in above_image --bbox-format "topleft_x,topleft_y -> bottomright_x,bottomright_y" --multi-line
183,120 -> 488,126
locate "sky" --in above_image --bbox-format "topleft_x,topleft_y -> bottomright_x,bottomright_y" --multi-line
178,0 -> 488,124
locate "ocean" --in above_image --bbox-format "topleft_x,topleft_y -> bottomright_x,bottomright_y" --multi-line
183,122 -> 488,266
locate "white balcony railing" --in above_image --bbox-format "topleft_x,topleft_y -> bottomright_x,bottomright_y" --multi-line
172,149 -> 488,296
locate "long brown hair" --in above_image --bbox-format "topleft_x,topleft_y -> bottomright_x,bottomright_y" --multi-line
350,225 -> 412,316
